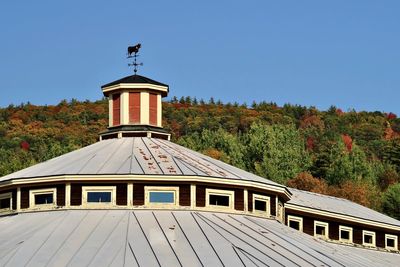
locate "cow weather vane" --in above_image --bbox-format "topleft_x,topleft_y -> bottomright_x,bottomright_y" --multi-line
127,43 -> 143,74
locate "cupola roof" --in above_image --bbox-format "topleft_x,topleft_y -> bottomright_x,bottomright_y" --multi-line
101,74 -> 168,89
101,74 -> 169,97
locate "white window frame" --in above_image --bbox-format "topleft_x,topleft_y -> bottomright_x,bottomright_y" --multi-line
277,201 -> 284,222
385,234 -> 398,251
362,230 -> 376,247
0,192 -> 12,212
314,221 -> 329,239
82,186 -> 116,207
145,186 -> 179,207
287,215 -> 303,231
252,194 -> 270,216
30,188 -> 57,208
339,226 -> 353,243
205,188 -> 234,210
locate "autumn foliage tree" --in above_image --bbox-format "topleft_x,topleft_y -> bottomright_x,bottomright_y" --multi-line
287,172 -> 328,194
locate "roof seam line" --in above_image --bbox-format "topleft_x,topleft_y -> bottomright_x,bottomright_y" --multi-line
131,211 -> 161,267
190,212 -> 226,266
44,211 -> 91,267
243,216 -> 346,267
64,210 -> 110,266
152,211 -> 183,267
197,213 -> 285,267
97,139 -> 128,174
24,211 -> 71,267
226,214 -> 320,267
170,212 -> 204,267
86,211 -> 129,266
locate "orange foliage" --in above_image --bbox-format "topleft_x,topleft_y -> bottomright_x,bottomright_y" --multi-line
204,148 -> 222,160
341,134 -> 352,152
287,172 -> 328,194
306,136 -> 315,151
336,108 -> 344,116
383,127 -> 399,140
327,181 -> 370,207
172,103 -> 190,109
299,115 -> 324,130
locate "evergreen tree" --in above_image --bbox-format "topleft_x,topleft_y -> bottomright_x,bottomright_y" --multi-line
382,183 -> 400,220
245,123 -> 311,184
325,140 -> 375,185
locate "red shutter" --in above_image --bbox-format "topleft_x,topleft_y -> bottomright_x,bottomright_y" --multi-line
149,93 -> 158,126
129,92 -> 141,124
112,93 -> 121,126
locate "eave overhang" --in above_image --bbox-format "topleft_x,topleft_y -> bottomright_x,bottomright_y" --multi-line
101,83 -> 169,97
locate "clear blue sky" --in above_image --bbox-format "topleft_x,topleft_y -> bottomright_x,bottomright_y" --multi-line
0,1 -> 399,114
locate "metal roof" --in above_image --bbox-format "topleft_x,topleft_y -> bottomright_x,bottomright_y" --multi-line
0,210 -> 398,267
288,188 -> 400,227
0,137 -> 281,188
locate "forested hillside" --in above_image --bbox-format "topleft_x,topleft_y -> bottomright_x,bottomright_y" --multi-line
1,97 -> 399,219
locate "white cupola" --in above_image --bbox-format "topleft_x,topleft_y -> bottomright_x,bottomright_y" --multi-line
99,74 -> 170,140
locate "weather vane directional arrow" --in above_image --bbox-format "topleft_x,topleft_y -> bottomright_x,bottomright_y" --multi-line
127,43 -> 143,74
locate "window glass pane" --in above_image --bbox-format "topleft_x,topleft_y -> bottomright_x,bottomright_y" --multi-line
289,220 -> 300,230
340,230 -> 350,240
35,194 -> 53,205
254,199 -> 267,211
316,225 -> 326,235
87,192 -> 112,203
149,192 -> 174,203
387,238 -> 395,247
209,194 -> 230,206
0,198 -> 11,209
364,234 -> 373,244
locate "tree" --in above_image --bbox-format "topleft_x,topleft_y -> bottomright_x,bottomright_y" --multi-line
376,164 -> 400,190
325,139 -> 375,185
383,140 -> 400,172
178,128 -> 245,169
382,183 -> 400,220
287,172 -> 328,194
245,123 -> 311,184
328,180 -> 379,208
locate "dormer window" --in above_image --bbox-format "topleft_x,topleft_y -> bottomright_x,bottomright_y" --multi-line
252,194 -> 270,216
30,188 -> 56,208
82,186 -> 116,206
206,189 -> 234,209
0,193 -> 12,212
385,234 -> 398,251
314,221 -> 329,239
339,226 -> 353,243
145,186 -> 179,207
288,215 -> 303,231
362,230 -> 376,247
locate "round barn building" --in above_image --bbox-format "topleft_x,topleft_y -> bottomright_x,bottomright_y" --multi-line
0,70 -> 400,267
